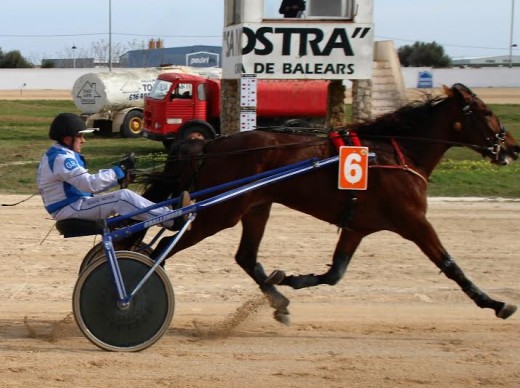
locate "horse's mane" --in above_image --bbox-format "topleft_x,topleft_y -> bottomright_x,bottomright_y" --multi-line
348,94 -> 449,137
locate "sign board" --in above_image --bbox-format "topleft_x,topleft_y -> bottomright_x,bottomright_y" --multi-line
338,146 -> 369,190
240,74 -> 257,107
185,51 -> 220,68
240,74 -> 257,131
223,22 -> 374,80
240,110 -> 256,131
417,71 -> 433,88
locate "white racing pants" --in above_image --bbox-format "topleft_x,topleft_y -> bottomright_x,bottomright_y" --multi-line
52,189 -> 174,228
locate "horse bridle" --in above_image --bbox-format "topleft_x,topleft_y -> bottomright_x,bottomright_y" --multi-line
461,96 -> 507,162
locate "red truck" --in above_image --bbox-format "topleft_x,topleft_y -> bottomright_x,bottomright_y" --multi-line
142,72 -> 329,147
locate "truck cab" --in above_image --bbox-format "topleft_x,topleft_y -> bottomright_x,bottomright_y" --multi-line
144,71 -> 330,149
143,72 -> 218,146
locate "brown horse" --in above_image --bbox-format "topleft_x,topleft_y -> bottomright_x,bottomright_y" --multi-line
141,83 -> 519,324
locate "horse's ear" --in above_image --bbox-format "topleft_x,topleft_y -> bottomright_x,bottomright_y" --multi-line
447,83 -> 474,108
442,85 -> 453,97
450,83 -> 475,104
452,83 -> 474,95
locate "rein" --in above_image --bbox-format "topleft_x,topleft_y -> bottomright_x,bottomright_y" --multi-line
144,124 -> 486,186
163,137 -> 326,163
142,87 -> 510,186
162,131 -> 487,165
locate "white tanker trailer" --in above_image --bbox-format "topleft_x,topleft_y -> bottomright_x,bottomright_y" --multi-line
71,67 -> 221,138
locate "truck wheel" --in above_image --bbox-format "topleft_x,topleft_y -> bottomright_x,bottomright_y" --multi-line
121,111 -> 144,138
284,119 -> 310,128
181,126 -> 213,140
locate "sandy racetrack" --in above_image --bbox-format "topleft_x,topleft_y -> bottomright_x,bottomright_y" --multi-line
1,87 -> 519,386
0,195 -> 519,387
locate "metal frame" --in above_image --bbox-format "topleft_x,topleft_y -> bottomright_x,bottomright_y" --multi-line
99,155 -> 339,304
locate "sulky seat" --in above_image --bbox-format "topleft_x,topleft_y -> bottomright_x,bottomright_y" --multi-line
55,219 -> 105,238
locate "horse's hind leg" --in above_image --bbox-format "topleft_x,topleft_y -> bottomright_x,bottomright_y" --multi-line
400,216 -> 517,319
235,203 -> 291,324
267,229 -> 365,289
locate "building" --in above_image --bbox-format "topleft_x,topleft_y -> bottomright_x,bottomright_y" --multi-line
452,55 -> 520,68
119,45 -> 221,68
42,58 -> 96,68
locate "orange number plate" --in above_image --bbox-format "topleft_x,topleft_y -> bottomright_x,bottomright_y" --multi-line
338,146 -> 369,190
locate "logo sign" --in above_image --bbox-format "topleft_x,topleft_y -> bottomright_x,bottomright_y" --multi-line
186,51 -> 220,68
417,71 -> 433,88
223,22 -> 374,80
64,158 -> 79,171
75,81 -> 101,105
338,146 -> 369,190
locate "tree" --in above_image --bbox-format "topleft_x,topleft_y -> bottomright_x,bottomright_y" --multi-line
398,41 -> 452,68
53,39 -> 146,66
0,48 -> 33,68
40,59 -> 55,68
90,39 -> 127,64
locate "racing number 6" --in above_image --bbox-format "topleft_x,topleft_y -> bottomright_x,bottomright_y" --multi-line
338,146 -> 369,190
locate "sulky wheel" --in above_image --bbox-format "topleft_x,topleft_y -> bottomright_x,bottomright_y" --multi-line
73,251 -> 174,352
78,242 -> 153,275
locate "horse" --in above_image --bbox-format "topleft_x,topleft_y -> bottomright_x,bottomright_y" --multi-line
139,83 -> 519,324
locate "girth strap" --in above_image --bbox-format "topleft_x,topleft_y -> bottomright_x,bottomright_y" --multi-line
369,138 -> 428,184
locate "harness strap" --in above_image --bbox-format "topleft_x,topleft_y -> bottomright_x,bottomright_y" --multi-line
328,129 -> 361,150
369,138 -> 428,184
349,130 -> 361,146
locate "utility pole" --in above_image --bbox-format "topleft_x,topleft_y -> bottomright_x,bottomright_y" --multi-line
510,0 -> 516,68
108,0 -> 112,71
72,44 -> 77,68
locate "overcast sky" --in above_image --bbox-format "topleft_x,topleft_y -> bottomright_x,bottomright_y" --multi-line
0,0 -> 517,63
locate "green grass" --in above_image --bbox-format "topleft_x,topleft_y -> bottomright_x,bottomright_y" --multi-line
0,100 -> 165,194
428,159 -> 520,197
0,100 -> 519,197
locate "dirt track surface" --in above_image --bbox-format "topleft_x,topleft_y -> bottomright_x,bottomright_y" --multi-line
0,195 -> 519,387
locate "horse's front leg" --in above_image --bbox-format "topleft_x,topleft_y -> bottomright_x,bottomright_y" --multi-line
236,203 -> 292,325
400,216 -> 517,319
266,229 -> 365,289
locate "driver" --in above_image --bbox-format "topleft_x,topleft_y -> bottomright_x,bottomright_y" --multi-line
37,113 -> 190,231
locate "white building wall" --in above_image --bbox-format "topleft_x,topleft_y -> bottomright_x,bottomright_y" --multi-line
401,67 -> 519,88
0,67 -> 519,90
0,68 -> 126,90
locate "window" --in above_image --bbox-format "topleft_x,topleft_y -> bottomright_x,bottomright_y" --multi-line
198,84 -> 206,101
306,0 -> 356,20
149,79 -> 172,100
171,83 -> 193,99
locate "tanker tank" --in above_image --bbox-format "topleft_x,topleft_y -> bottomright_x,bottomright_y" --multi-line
72,68 -> 182,114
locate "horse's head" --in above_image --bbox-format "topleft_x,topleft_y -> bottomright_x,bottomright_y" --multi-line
444,83 -> 519,165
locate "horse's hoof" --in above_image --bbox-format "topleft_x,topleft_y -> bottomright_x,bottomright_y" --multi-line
497,303 -> 517,319
266,270 -> 286,285
274,311 -> 291,325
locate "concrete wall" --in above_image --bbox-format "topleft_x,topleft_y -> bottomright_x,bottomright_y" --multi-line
401,67 -> 519,88
0,67 -> 519,90
0,68 -> 124,90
